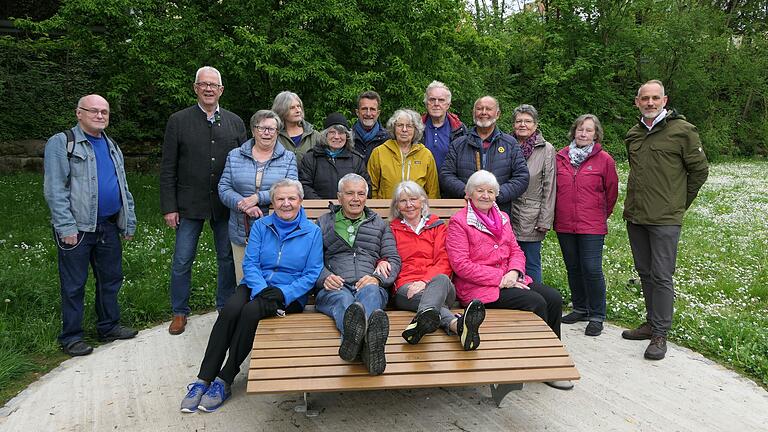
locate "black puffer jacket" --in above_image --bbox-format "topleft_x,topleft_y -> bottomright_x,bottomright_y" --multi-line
315,206 -> 401,291
298,143 -> 372,199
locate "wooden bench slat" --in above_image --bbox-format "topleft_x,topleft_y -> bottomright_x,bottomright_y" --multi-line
250,346 -> 570,368
254,325 -> 554,342
249,356 -> 575,380
247,367 -> 580,394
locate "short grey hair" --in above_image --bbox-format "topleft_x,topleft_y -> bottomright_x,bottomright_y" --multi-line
389,181 -> 430,220
338,173 -> 369,195
269,178 -> 304,202
194,66 -> 222,85
386,109 -> 424,145
423,80 -> 452,105
568,114 -> 604,143
638,79 -> 666,96
465,170 -> 500,197
321,125 -> 353,150
271,91 -> 303,124
512,104 -> 539,124
250,110 -> 283,131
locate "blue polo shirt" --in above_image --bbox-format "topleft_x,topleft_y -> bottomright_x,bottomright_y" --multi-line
424,117 -> 452,168
85,133 -> 122,220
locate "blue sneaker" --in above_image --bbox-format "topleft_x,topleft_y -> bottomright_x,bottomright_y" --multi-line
180,381 -> 208,413
197,377 -> 231,413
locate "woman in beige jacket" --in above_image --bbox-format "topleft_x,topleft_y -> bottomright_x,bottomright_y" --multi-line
508,104 -> 556,283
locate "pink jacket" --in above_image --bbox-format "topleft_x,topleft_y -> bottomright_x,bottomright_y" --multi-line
446,205 -> 533,305
554,143 -> 619,235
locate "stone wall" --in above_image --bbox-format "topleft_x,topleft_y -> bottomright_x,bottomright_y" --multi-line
0,140 -> 159,173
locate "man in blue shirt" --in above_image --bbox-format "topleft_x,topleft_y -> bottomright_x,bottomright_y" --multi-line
43,94 -> 138,356
421,81 -> 467,169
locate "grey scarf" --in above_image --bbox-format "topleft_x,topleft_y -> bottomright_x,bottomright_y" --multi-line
568,140 -> 594,168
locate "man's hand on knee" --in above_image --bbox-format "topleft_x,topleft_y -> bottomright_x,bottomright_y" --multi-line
355,275 -> 379,290
323,274 -> 345,290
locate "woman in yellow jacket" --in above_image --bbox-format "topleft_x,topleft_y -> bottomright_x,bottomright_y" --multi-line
368,109 -> 440,199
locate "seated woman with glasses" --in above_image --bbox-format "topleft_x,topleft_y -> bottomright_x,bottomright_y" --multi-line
298,112 -> 372,199
181,179 -> 323,413
367,109 -> 440,199
218,109 -> 298,284
388,181 -> 486,350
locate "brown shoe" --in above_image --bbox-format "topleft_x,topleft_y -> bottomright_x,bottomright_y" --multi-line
169,315 -> 187,335
644,335 -> 667,360
621,322 -> 652,340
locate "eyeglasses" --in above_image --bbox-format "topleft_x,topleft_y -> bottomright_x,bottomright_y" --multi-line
514,119 -> 535,125
427,97 -> 448,106
195,81 -> 223,90
327,129 -> 346,137
395,123 -> 414,130
254,126 -> 277,134
397,197 -> 420,207
78,107 -> 110,117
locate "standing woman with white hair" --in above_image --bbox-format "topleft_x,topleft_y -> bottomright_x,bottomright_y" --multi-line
271,91 -> 321,161
446,170 -> 572,390
367,108 -> 440,199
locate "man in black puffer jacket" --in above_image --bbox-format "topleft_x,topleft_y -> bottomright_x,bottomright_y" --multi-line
440,96 -> 529,215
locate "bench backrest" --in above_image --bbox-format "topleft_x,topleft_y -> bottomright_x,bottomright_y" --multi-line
300,198 -> 467,222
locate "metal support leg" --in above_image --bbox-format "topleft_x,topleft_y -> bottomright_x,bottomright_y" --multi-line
490,383 -> 523,407
294,392 -> 319,417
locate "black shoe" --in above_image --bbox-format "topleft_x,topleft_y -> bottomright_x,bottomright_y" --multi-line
99,325 -> 138,342
402,307 -> 440,344
62,340 -> 93,357
362,309 -> 389,376
644,335 -> 667,360
339,302 -> 366,361
457,300 -> 485,351
561,311 -> 589,324
585,321 -> 603,336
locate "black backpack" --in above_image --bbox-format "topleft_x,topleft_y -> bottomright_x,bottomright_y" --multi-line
63,129 -> 76,159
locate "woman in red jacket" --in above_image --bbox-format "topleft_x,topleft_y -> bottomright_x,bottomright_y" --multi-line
554,114 -> 619,337
388,181 -> 485,350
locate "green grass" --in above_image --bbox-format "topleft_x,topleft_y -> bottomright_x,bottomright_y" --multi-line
1,162 -> 767,404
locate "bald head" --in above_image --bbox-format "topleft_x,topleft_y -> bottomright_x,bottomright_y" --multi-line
76,94 -> 110,136
473,96 -> 500,129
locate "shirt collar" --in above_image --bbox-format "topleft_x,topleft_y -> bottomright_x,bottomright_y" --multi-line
643,108 -> 668,130
198,103 -> 220,123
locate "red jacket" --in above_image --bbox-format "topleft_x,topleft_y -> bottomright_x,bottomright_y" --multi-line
390,214 -> 452,293
554,143 -> 619,235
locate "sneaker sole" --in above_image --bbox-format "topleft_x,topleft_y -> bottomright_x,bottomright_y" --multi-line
197,394 -> 230,413
402,308 -> 440,344
364,310 -> 389,375
461,300 -> 485,351
180,407 -> 197,413
339,303 -> 366,361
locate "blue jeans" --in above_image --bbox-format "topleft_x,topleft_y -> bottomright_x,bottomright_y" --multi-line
169,217 -> 235,315
518,240 -> 543,284
56,220 -> 123,346
556,233 -> 606,322
315,284 -> 388,334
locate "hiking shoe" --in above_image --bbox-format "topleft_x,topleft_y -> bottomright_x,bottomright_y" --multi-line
585,321 -> 603,337
362,309 -> 389,376
545,380 -> 574,390
339,302 -> 366,361
197,377 -> 231,412
622,322 -> 652,340
99,325 -> 138,342
644,335 -> 667,360
561,310 -> 589,324
402,307 -> 440,344
457,299 -> 485,351
180,380 -> 208,413
62,340 -> 93,357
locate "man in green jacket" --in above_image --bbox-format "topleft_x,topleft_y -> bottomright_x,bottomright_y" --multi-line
621,80 -> 709,360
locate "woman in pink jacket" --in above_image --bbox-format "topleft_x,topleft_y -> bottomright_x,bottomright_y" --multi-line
554,114 -> 618,337
446,170 -> 571,390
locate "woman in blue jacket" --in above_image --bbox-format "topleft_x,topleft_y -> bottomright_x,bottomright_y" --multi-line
180,179 -> 323,413
218,109 -> 298,283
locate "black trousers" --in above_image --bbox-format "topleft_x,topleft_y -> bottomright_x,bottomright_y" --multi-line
486,281 -> 563,339
198,285 -> 302,384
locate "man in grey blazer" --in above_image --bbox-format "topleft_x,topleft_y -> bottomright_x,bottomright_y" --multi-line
160,66 -> 247,335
